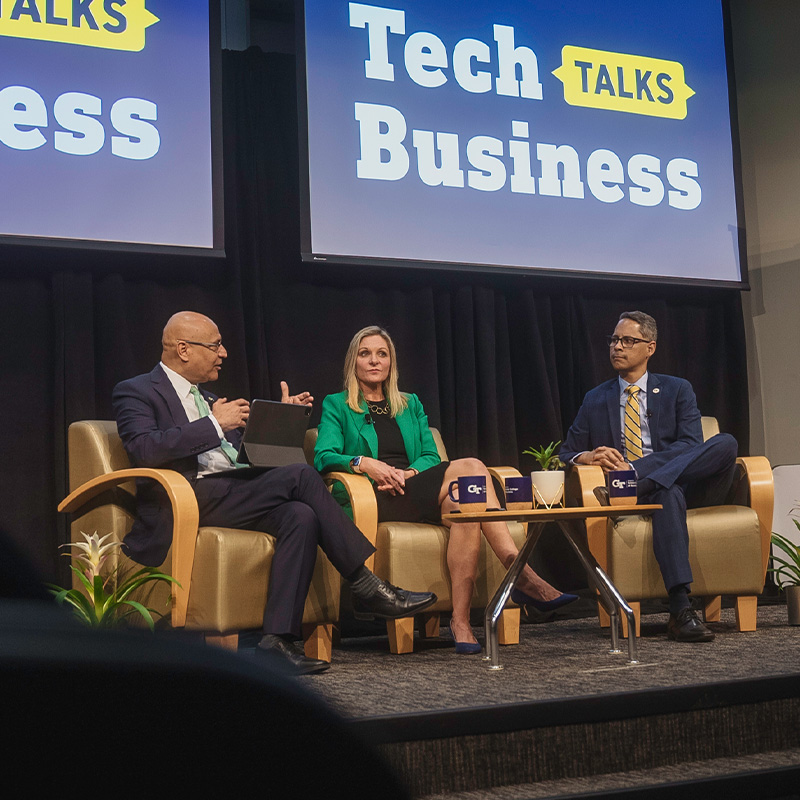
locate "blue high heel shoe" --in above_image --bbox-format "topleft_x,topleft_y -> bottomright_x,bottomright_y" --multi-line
511,589 -> 579,613
447,624 -> 482,655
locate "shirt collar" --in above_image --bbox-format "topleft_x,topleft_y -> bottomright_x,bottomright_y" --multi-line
160,361 -> 194,400
618,371 -> 649,395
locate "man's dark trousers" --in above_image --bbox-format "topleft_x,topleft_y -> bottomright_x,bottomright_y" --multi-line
194,463 -> 374,637
636,433 -> 738,590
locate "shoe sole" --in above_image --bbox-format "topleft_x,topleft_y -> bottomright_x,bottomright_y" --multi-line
667,630 -> 715,642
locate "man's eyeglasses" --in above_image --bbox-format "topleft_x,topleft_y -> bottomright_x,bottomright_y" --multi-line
180,340 -> 223,353
606,335 -> 651,348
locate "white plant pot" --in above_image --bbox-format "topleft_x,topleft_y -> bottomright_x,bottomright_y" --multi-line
530,470 -> 565,509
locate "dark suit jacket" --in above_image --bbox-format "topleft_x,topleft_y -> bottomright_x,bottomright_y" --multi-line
560,373 -> 704,489
112,364 -> 243,566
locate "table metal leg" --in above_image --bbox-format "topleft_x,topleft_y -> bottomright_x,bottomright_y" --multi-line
556,520 -> 639,664
483,522 -> 545,670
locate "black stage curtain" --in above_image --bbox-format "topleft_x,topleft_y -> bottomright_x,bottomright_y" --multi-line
0,49 -> 748,588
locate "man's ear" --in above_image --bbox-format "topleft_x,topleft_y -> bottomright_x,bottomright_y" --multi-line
647,341 -> 656,359
175,341 -> 191,363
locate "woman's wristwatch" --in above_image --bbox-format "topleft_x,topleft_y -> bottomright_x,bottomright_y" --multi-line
351,455 -> 364,473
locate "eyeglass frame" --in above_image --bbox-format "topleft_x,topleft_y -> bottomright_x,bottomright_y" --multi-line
606,335 -> 653,349
179,339 -> 223,353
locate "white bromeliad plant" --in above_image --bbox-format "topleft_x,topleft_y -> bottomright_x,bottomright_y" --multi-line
49,532 -> 178,630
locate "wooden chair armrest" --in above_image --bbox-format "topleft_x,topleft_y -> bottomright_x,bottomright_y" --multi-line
735,456 -> 774,578
566,465 -> 604,508
58,468 -> 198,629
487,466 -> 522,491
323,471 -> 378,571
565,465 -> 606,568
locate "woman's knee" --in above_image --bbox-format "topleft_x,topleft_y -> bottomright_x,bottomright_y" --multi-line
451,457 -> 487,475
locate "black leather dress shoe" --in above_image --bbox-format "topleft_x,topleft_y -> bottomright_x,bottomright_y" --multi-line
667,608 -> 715,642
256,635 -> 330,675
352,580 -> 436,620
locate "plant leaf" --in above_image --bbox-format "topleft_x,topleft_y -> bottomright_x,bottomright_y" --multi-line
119,600 -> 156,631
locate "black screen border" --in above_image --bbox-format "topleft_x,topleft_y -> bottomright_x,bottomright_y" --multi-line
296,0 -> 749,290
0,0 -> 225,259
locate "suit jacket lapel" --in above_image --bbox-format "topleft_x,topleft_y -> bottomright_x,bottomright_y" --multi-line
395,405 -> 418,463
647,373 -> 661,451
353,403 -> 378,458
151,364 -> 189,425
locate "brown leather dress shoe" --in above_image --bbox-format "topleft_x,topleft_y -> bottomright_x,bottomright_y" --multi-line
667,607 -> 715,642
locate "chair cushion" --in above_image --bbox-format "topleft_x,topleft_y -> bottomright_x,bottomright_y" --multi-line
608,505 -> 764,598
373,521 -> 526,610
120,530 -> 340,634
185,529 -> 340,632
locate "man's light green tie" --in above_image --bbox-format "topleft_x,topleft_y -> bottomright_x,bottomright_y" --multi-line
623,385 -> 644,461
189,385 -> 244,467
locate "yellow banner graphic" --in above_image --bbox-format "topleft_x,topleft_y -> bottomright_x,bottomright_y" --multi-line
552,45 -> 695,120
0,0 -> 159,52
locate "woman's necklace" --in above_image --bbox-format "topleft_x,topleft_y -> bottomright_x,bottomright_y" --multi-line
366,398 -> 390,415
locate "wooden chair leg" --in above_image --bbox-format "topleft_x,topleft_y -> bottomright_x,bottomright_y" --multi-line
597,599 -> 611,628
703,595 -> 722,623
386,617 -> 415,653
302,623 -> 333,662
498,607 -> 520,645
419,611 -> 441,639
735,595 -> 758,631
619,601 -> 641,638
204,633 -> 239,651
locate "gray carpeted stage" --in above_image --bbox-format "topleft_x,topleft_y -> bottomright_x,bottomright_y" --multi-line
300,600 -> 799,718
291,599 -> 800,799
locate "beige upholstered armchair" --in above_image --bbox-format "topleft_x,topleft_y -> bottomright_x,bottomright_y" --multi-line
567,417 -> 773,635
304,427 -> 526,654
58,421 -> 340,659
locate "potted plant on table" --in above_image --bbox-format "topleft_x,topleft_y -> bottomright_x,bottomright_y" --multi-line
523,440 -> 565,509
770,514 -> 800,626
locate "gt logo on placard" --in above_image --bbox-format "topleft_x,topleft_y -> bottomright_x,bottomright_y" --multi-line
0,0 -> 159,52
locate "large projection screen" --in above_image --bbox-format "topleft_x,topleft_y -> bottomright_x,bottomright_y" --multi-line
0,0 -> 222,254
298,0 -> 746,286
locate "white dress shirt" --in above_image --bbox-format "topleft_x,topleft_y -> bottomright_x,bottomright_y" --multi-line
160,362 -> 233,477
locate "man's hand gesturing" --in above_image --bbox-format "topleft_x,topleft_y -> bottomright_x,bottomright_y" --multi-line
212,398 -> 250,431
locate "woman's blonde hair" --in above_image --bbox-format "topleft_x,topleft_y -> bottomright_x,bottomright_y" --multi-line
343,326 -> 408,417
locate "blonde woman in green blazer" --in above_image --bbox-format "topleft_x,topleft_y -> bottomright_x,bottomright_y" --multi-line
315,326 -> 576,654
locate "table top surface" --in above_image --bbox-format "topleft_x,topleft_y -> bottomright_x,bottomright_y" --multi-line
441,504 -> 660,523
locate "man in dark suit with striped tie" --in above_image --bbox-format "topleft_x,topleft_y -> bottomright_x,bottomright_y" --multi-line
560,311 -> 738,642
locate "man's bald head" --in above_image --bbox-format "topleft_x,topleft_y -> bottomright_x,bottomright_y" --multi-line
162,311 -> 217,351
161,311 -> 226,383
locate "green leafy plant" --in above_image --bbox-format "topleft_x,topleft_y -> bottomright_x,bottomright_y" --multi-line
48,532 -> 179,630
523,440 -> 564,471
769,522 -> 800,589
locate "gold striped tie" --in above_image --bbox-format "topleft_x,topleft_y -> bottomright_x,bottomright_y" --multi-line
623,386 -> 644,461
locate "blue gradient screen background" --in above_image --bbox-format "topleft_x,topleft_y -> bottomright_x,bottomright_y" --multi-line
302,0 -> 742,282
0,0 -> 214,248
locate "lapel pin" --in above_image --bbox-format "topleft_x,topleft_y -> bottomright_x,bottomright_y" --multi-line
652,388 -> 659,394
